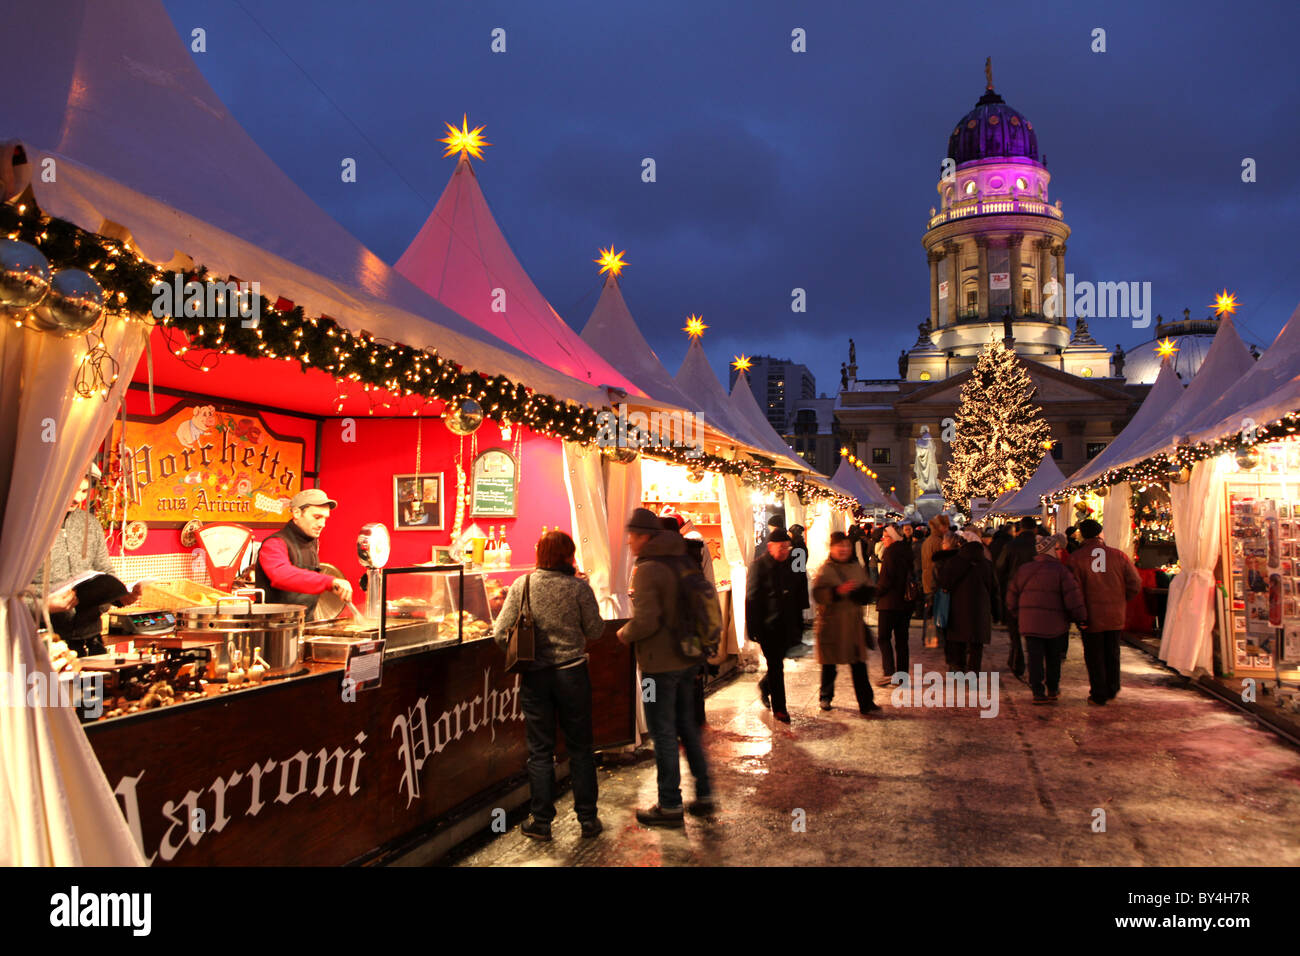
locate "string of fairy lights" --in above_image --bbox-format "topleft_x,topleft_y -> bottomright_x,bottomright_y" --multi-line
1042,292 -> 1300,503
1,199 -> 857,510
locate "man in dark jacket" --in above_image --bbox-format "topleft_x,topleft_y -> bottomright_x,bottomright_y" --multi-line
1006,534 -> 1087,703
935,529 -> 998,671
988,526 -> 1013,622
875,524 -> 916,686
619,508 -> 714,826
1066,519 -> 1141,705
746,528 -> 802,723
753,513 -> 786,562
995,516 -> 1040,678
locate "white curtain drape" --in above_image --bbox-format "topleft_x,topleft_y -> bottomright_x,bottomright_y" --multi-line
804,500 -> 833,582
1,316 -> 149,865
1102,482 -> 1134,556
601,458 -> 640,619
718,476 -> 750,647
783,491 -> 805,533
562,442 -> 616,617
1159,459 -> 1224,674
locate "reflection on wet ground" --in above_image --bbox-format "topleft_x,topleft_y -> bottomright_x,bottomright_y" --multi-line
447,623 -> 1300,866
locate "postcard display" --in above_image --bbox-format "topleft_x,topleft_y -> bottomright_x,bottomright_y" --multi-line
1222,442 -> 1300,676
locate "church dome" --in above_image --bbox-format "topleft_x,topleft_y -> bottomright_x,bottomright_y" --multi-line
947,89 -> 1041,168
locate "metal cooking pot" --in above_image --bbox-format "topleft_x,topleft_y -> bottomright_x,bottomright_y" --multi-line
178,594 -> 304,680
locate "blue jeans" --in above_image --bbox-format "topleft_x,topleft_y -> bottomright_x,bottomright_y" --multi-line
643,664 -> 713,810
519,661 -> 598,823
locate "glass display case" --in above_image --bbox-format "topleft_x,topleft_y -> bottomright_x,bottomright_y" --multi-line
382,564 -> 534,644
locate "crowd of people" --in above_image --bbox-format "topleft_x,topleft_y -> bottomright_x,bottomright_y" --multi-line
490,508 -> 1140,840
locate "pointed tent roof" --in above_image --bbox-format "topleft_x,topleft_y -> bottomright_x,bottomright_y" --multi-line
579,274 -> 697,410
5,0 -> 609,410
831,460 -> 890,509
729,372 -> 810,472
1060,358 -> 1185,490
989,487 -> 1019,512
995,453 -> 1067,516
395,154 -> 642,394
674,339 -> 781,453
865,475 -> 901,513
1107,314 -> 1255,469
1182,300 -> 1300,444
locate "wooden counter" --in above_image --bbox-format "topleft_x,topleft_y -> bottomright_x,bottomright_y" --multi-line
85,622 -> 635,865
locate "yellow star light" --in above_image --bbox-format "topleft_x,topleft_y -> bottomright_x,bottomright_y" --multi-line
683,315 -> 708,339
440,115 -> 490,161
595,246 -> 627,277
732,354 -> 753,373
1155,338 -> 1180,359
1211,289 -> 1239,317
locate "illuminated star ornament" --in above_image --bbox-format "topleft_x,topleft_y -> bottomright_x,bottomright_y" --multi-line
440,115 -> 490,160
732,354 -> 753,373
1155,338 -> 1180,359
1211,289 -> 1239,317
683,315 -> 708,339
595,246 -> 627,277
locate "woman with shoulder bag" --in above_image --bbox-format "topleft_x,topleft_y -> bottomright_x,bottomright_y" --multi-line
812,532 -> 882,714
492,531 -> 606,841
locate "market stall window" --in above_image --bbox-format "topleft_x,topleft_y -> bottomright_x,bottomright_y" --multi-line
1221,441 -> 1300,676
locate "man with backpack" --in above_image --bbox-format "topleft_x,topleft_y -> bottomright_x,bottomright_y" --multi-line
618,508 -> 718,827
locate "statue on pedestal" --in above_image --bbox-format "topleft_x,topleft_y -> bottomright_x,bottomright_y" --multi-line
914,425 -> 940,494
840,362 -> 849,390
898,350 -> 909,378
849,338 -> 856,366
1113,344 -> 1126,378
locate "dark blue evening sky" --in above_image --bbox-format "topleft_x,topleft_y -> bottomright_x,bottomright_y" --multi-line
164,0 -> 1300,393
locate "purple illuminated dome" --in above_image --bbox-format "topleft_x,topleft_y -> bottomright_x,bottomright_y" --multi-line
947,89 -> 1041,167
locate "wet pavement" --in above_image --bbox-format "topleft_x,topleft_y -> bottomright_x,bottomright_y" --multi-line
446,622 -> 1300,866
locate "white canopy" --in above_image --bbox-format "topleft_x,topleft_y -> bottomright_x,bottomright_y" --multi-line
1058,358 -> 1185,491
1105,315 -> 1255,470
994,453 -> 1068,516
728,372 -> 811,472
831,460 -> 890,510
674,340 -> 801,466
3,0 -> 610,410
1183,301 -> 1300,446
579,275 -> 704,411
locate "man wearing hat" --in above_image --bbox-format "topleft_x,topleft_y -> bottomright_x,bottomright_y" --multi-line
746,526 -> 803,722
619,507 -> 715,827
254,488 -> 353,613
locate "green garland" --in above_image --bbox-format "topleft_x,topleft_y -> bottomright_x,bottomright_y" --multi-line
1044,414 -> 1300,503
3,201 -> 858,510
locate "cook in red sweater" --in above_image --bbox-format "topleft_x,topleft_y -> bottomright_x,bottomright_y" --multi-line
254,488 -> 352,613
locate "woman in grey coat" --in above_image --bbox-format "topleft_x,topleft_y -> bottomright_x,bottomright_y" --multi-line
492,530 -> 605,841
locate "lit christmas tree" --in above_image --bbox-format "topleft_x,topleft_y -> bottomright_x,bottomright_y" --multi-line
941,339 -> 1054,513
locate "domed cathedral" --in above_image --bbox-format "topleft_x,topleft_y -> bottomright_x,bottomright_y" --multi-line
836,61 -> 1147,515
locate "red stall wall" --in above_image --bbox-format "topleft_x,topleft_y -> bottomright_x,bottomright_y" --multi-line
316,417 -> 571,587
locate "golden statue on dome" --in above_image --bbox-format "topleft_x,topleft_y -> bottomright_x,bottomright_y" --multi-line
985,57 -> 993,90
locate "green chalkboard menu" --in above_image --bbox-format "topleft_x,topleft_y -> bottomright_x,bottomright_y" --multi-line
471,449 -> 517,517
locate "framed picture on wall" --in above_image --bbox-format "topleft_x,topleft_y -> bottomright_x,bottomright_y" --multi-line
393,473 -> 444,530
